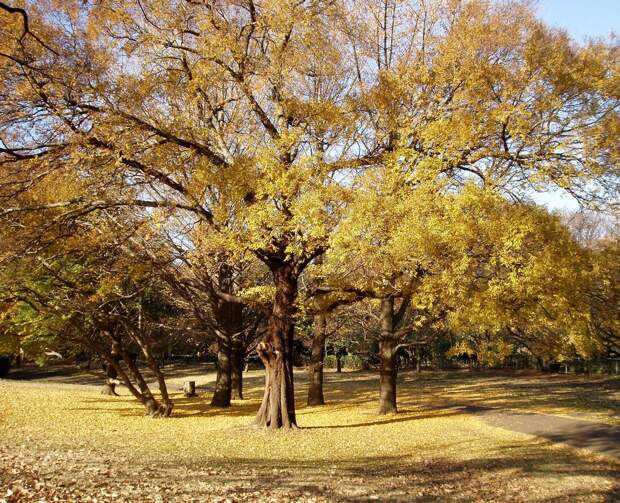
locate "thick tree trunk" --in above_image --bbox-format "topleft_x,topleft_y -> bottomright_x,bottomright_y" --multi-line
211,265 -> 244,406
255,264 -> 298,429
377,298 -> 398,415
378,339 -> 398,414
307,313 -> 327,406
211,343 -> 232,407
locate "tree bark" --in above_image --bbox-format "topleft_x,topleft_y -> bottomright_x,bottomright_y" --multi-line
231,342 -> 244,400
255,264 -> 298,429
211,342 -> 232,407
307,313 -> 327,406
101,344 -> 121,396
377,297 -> 398,415
122,345 -> 172,417
211,265 -> 244,406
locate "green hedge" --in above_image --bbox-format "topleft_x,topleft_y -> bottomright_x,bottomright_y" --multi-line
323,354 -> 364,370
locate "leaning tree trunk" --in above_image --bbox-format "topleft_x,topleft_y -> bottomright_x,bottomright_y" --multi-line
377,297 -> 398,415
138,341 -> 174,416
122,346 -> 172,417
307,313 -> 327,406
255,264 -> 298,429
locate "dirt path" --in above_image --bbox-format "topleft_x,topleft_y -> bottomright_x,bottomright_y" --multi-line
459,405 -> 620,459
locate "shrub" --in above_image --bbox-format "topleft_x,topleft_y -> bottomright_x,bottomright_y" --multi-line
324,355 -> 337,368
323,354 -> 364,370
342,354 -> 364,370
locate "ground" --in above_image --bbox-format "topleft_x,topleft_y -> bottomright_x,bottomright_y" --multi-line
0,366 -> 618,502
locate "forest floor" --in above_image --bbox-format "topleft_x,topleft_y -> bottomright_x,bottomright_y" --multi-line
0,366 -> 619,502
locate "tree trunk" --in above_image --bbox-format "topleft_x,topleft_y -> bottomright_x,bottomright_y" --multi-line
335,352 -> 342,373
211,342 -> 232,407
101,346 -> 120,396
211,265 -> 244,406
255,264 -> 298,429
307,313 -> 327,406
231,344 -> 244,400
377,298 -> 398,415
124,349 -> 172,417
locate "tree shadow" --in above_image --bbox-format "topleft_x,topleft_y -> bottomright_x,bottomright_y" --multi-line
128,443 -> 620,502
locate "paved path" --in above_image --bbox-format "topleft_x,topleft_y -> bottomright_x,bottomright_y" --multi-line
459,405 -> 620,459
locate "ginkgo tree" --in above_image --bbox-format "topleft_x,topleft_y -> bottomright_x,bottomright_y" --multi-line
1,0 -> 618,428
318,178 -> 599,414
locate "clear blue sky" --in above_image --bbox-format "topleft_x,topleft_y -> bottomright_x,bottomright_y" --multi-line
536,0 -> 619,41
530,1 -> 617,211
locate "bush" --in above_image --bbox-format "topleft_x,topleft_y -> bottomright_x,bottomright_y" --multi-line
324,355 -> 337,369
342,354 -> 364,370
0,356 -> 11,377
323,354 -> 365,370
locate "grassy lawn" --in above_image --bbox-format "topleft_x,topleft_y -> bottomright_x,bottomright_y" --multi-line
0,368 -> 618,502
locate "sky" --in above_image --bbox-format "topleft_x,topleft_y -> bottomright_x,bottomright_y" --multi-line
529,1 -> 618,211
536,0 -> 619,42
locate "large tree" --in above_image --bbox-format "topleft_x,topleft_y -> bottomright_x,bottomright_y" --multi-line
1,0 -> 618,428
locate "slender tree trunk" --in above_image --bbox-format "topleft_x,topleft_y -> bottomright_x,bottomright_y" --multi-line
377,298 -> 398,415
211,341 -> 232,407
141,344 -> 173,415
230,301 -> 245,400
231,343 -> 244,400
336,352 -> 342,373
255,264 -> 298,429
101,344 -> 120,396
307,313 -> 327,406
122,346 -> 171,417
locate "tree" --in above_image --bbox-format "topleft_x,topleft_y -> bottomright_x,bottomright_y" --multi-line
1,0 -> 618,428
0,200 -> 181,416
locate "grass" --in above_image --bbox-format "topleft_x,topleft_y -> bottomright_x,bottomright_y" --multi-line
0,368 -> 618,502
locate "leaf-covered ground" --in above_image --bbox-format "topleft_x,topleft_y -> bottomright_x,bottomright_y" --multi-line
0,368 -> 618,502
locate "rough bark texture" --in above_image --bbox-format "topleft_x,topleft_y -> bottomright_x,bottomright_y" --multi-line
307,313 -> 327,406
255,264 -> 298,429
211,343 -> 232,407
377,298 -> 398,415
211,266 -> 244,406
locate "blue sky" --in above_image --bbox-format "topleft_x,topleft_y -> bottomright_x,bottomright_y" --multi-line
536,0 -> 619,41
530,1 -> 617,211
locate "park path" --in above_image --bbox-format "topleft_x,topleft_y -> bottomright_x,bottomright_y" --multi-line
458,405 -> 620,459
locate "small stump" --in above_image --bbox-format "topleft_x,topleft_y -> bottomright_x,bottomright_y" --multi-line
101,379 -> 120,396
183,381 -> 196,397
